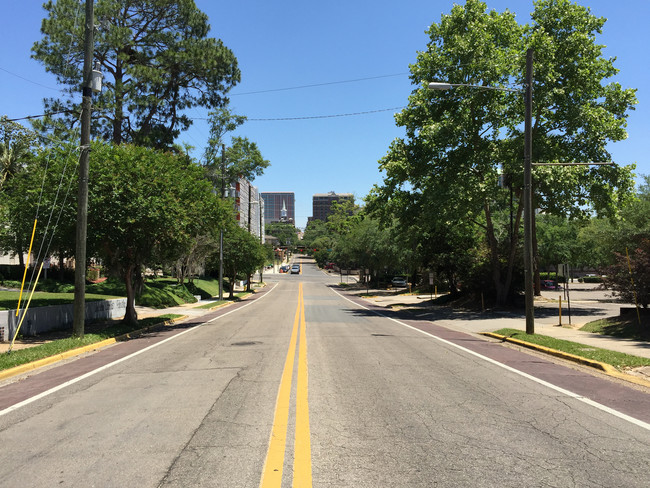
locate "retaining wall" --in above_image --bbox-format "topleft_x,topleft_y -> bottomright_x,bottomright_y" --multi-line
0,298 -> 127,340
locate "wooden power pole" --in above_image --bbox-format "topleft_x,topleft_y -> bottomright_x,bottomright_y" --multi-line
73,0 -> 94,338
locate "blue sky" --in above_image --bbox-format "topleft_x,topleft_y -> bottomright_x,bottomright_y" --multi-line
1,0 -> 648,229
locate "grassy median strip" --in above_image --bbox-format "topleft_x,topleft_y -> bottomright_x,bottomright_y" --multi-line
492,328 -> 650,370
0,314 -> 182,372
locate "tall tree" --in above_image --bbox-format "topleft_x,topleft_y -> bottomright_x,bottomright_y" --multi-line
266,222 -> 299,248
370,0 -> 636,305
220,225 -> 266,297
32,0 -> 240,148
203,108 -> 269,191
87,142 -> 229,325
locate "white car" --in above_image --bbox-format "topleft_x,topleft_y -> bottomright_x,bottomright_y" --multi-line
291,264 -> 301,274
391,277 -> 408,287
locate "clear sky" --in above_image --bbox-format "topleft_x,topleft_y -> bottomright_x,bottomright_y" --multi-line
1,0 -> 648,229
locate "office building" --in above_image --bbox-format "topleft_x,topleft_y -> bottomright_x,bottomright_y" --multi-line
261,192 -> 295,224
311,192 -> 354,221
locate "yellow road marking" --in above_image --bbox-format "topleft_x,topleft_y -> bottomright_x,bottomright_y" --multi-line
293,283 -> 312,486
260,283 -> 312,488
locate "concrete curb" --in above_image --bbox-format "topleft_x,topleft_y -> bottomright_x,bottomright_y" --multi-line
0,315 -> 185,382
481,332 -> 650,389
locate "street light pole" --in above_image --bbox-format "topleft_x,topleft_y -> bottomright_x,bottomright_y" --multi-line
523,48 -> 535,334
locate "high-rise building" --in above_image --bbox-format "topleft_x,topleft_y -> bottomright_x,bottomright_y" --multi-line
261,192 -> 295,224
233,177 -> 264,240
311,191 -> 354,221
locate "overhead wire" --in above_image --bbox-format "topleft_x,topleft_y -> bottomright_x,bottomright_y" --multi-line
230,72 -> 409,96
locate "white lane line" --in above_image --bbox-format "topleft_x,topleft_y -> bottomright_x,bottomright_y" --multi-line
0,283 -> 278,417
330,287 -> 650,432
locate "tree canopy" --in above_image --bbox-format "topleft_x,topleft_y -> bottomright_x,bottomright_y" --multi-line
32,0 -> 240,148
85,142 -> 230,324
368,0 -> 637,304
203,108 -> 269,189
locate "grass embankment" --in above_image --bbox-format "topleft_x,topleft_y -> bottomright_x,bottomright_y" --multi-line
0,276 -> 228,310
493,328 -> 650,370
580,315 -> 650,341
0,314 -> 182,372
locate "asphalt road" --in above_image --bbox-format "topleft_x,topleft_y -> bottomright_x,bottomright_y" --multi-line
0,258 -> 649,487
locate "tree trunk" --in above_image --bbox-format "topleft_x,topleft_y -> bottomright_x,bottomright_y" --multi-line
122,264 -> 138,326
16,237 -> 25,269
58,249 -> 66,281
484,201 -> 506,306
113,62 -> 124,144
229,269 -> 236,299
503,197 -> 524,304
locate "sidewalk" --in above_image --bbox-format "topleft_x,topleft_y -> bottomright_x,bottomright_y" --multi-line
351,286 -> 650,360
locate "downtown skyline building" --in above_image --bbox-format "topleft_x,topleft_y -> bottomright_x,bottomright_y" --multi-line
233,177 -> 264,241
261,192 -> 295,225
310,191 -> 354,222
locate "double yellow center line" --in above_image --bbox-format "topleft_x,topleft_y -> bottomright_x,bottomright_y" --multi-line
260,283 -> 312,487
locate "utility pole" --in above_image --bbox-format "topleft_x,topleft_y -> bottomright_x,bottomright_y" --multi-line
73,0 -> 94,338
219,144 -> 225,301
524,48 -> 535,335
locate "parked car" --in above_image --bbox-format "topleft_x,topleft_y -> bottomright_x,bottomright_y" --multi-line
391,277 -> 408,287
279,265 -> 290,273
541,279 -> 561,290
291,264 -> 301,274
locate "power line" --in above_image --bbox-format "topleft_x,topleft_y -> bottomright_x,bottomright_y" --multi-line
0,67 -> 63,92
245,107 -> 406,121
8,105 -> 405,124
231,73 -> 409,96
6,110 -> 77,122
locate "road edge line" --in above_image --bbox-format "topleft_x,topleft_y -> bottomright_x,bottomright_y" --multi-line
329,287 -> 650,432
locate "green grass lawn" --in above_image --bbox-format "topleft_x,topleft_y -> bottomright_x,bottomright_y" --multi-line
580,315 -> 650,341
0,314 -> 182,372
0,291 -> 122,311
493,328 -> 650,370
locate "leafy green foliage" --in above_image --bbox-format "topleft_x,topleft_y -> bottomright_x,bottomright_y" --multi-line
605,240 -> 650,310
536,214 -> 580,271
370,0 -> 637,305
0,117 -> 38,191
85,142 -> 230,324
32,0 -> 240,147
216,225 -> 266,297
301,220 -> 333,252
266,222 -> 299,247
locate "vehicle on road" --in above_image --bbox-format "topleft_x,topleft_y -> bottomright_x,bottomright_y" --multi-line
291,264 -> 301,274
391,277 -> 408,287
279,265 -> 290,273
